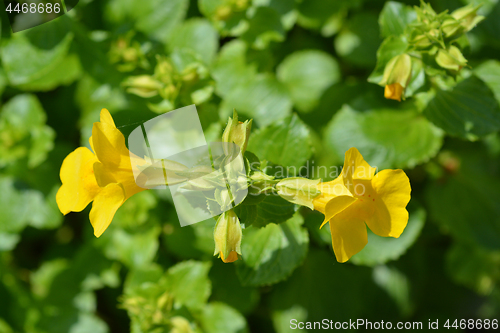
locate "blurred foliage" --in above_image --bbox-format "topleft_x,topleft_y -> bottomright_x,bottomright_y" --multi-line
1,0 -> 500,332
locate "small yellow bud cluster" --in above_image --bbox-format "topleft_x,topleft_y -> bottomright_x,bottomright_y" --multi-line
122,56 -> 179,104
409,2 -> 483,72
122,55 -> 212,112
109,32 -> 150,72
377,1 -> 484,102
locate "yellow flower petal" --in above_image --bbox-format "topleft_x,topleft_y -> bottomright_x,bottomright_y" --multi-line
100,108 -> 116,127
384,83 -> 403,101
365,169 -> 411,237
318,196 -> 358,229
89,183 -> 125,237
329,208 -> 368,263
316,175 -> 351,196
221,251 -> 239,263
342,147 -> 377,193
56,147 -> 100,214
314,176 -> 357,227
92,122 -> 130,168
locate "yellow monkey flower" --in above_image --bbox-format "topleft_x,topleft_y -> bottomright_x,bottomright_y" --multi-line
379,53 -> 412,102
56,109 -> 145,237
313,148 -> 411,263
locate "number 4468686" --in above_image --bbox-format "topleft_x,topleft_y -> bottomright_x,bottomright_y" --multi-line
444,319 -> 498,330
6,2 -> 61,14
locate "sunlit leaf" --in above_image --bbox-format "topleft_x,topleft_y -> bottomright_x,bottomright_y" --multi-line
277,50 -> 340,113
424,75 -> 500,140
378,2 -> 417,38
325,105 -> 444,169
247,114 -> 312,169
236,213 -> 308,286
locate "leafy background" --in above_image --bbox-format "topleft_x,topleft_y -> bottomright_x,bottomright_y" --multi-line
1,0 -> 500,332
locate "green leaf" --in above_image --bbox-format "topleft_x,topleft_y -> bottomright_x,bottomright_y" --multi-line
425,149 -> 500,251
69,313 -> 109,333
198,0 -> 249,36
164,261 -> 212,311
0,67 -> 7,97
31,259 -> 69,299
163,217 -> 216,260
372,265 -> 414,317
235,194 -> 295,228
34,245 -> 118,333
15,54 -> 82,91
0,177 -> 32,234
106,0 -> 189,43
200,302 -> 249,333
296,0 -> 345,35
167,18 -> 219,65
253,0 -> 297,31
241,6 -> 285,49
212,40 -> 258,98
368,35 -> 409,84
209,260 -> 260,315
222,73 -> 292,127
378,1 -> 417,38
446,241 -> 500,295
351,206 -> 426,266
236,213 -> 308,286
482,0 -> 500,44
123,261 -> 211,330
334,12 -> 381,68
247,114 -> 312,169
325,105 -> 444,169
423,75 -> 500,140
475,60 -> 500,104
0,319 -> 13,333
0,233 -> 20,252
272,305 -> 307,333
268,249 -> 380,323
277,50 -> 340,113
102,226 -> 161,268
26,186 -> 63,229
0,177 -> 62,234
1,17 -> 73,86
99,192 -> 161,268
0,94 -> 55,168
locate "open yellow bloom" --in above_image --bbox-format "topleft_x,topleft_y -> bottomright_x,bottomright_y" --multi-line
313,148 -> 411,263
56,109 -> 145,237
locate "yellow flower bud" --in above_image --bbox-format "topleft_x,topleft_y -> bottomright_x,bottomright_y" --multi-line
435,45 -> 467,71
122,75 -> 162,98
213,209 -> 242,263
412,34 -> 433,48
215,5 -> 232,20
222,110 -> 252,154
384,83 -> 404,102
442,18 -> 463,37
379,53 -> 412,102
154,56 -> 175,83
170,316 -> 194,333
276,177 -> 321,210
